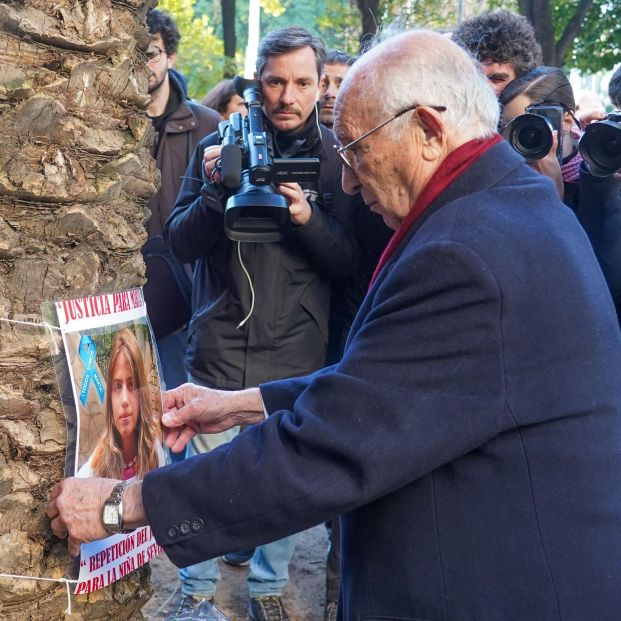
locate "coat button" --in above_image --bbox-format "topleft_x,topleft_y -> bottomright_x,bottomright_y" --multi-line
179,521 -> 191,535
166,526 -> 179,539
191,518 -> 205,533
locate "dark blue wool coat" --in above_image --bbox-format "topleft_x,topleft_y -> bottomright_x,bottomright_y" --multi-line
144,141 -> 621,621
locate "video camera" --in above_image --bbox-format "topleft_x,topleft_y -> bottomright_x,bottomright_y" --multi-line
213,76 -> 320,242
579,112 -> 621,177
502,103 -> 564,164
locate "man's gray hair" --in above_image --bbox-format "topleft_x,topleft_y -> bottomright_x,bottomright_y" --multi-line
356,29 -> 500,141
256,26 -> 327,80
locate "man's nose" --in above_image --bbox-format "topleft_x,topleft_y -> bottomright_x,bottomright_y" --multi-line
326,84 -> 338,100
281,84 -> 295,105
341,165 -> 360,195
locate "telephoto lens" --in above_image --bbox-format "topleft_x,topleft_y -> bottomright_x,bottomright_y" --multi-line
579,113 -> 621,177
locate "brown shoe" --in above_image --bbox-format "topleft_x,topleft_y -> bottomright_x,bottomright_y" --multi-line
248,595 -> 290,621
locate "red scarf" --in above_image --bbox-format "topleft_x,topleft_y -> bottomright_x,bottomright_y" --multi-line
369,135 -> 502,288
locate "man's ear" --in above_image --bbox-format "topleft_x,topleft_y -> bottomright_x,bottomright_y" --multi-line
413,107 -> 445,160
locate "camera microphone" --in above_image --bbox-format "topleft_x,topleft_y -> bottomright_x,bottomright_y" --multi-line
220,143 -> 242,189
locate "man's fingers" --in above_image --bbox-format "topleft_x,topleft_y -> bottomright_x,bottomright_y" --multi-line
48,482 -> 62,503
161,406 -> 187,428
164,425 -> 197,453
68,537 -> 82,557
51,515 -> 68,540
46,497 -> 59,519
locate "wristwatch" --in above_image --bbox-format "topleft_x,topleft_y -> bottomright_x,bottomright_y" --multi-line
102,480 -> 132,534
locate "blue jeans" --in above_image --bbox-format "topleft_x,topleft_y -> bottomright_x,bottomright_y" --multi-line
179,417 -> 299,597
180,534 -> 299,598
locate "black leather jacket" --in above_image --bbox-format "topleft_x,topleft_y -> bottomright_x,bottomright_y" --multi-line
165,111 -> 362,387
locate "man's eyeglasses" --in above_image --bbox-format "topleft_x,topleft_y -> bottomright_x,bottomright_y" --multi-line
146,46 -> 166,62
335,103 -> 447,170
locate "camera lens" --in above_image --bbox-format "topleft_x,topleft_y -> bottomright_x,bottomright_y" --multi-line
503,113 -> 554,163
579,117 -> 621,177
517,126 -> 544,151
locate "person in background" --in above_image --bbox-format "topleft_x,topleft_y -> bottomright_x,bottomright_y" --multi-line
163,26 -> 360,621
142,9 -> 220,393
499,66 -> 582,207
201,79 -> 247,120
575,64 -> 621,322
453,9 -> 542,97
318,50 -> 356,129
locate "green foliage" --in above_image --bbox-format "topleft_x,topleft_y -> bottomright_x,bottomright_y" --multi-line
158,0 -> 227,99
560,0 -> 621,72
161,0 -> 620,92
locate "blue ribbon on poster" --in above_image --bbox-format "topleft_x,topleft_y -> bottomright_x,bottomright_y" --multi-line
78,335 -> 105,406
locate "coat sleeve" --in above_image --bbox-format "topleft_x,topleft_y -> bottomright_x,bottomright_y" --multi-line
164,133 -> 225,262
142,238 -> 512,569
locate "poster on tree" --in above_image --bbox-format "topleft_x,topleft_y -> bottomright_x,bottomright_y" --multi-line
45,288 -> 166,593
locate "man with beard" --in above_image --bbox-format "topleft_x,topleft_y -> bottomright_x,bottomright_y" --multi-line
143,9 -> 220,391
318,50 -> 356,129
163,26 -> 359,621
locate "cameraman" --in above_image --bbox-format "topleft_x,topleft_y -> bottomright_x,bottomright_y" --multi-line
164,26 -> 361,621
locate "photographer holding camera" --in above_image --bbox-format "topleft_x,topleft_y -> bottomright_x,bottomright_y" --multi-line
576,65 -> 621,322
163,26 -> 361,621
499,66 -> 582,206
500,65 -> 621,323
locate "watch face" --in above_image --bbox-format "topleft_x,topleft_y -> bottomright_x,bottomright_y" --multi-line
103,502 -> 119,526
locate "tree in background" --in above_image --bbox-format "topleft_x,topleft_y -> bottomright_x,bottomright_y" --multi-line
163,0 -> 620,98
0,0 -> 158,618
159,0 -> 226,98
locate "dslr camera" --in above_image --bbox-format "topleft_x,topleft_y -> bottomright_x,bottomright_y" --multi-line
502,104 -> 564,163
579,112 -> 621,177
212,76 -> 320,242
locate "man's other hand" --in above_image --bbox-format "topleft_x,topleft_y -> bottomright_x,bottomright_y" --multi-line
278,182 -> 312,225
162,384 -> 266,453
203,145 -> 224,185
47,477 -> 118,556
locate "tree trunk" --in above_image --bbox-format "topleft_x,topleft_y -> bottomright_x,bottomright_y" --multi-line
519,0 -> 593,66
221,0 -> 236,77
0,0 -> 159,619
357,0 -> 380,45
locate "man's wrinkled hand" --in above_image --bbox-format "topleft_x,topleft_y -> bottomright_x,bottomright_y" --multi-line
46,477 -> 118,556
162,383 -> 265,453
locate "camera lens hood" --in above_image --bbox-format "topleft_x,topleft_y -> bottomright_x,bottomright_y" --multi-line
579,116 -> 621,177
503,113 -> 554,163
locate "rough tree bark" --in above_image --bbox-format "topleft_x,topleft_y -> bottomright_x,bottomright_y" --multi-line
0,0 -> 159,619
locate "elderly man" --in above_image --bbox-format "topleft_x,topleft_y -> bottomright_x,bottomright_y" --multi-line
48,30 -> 621,619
